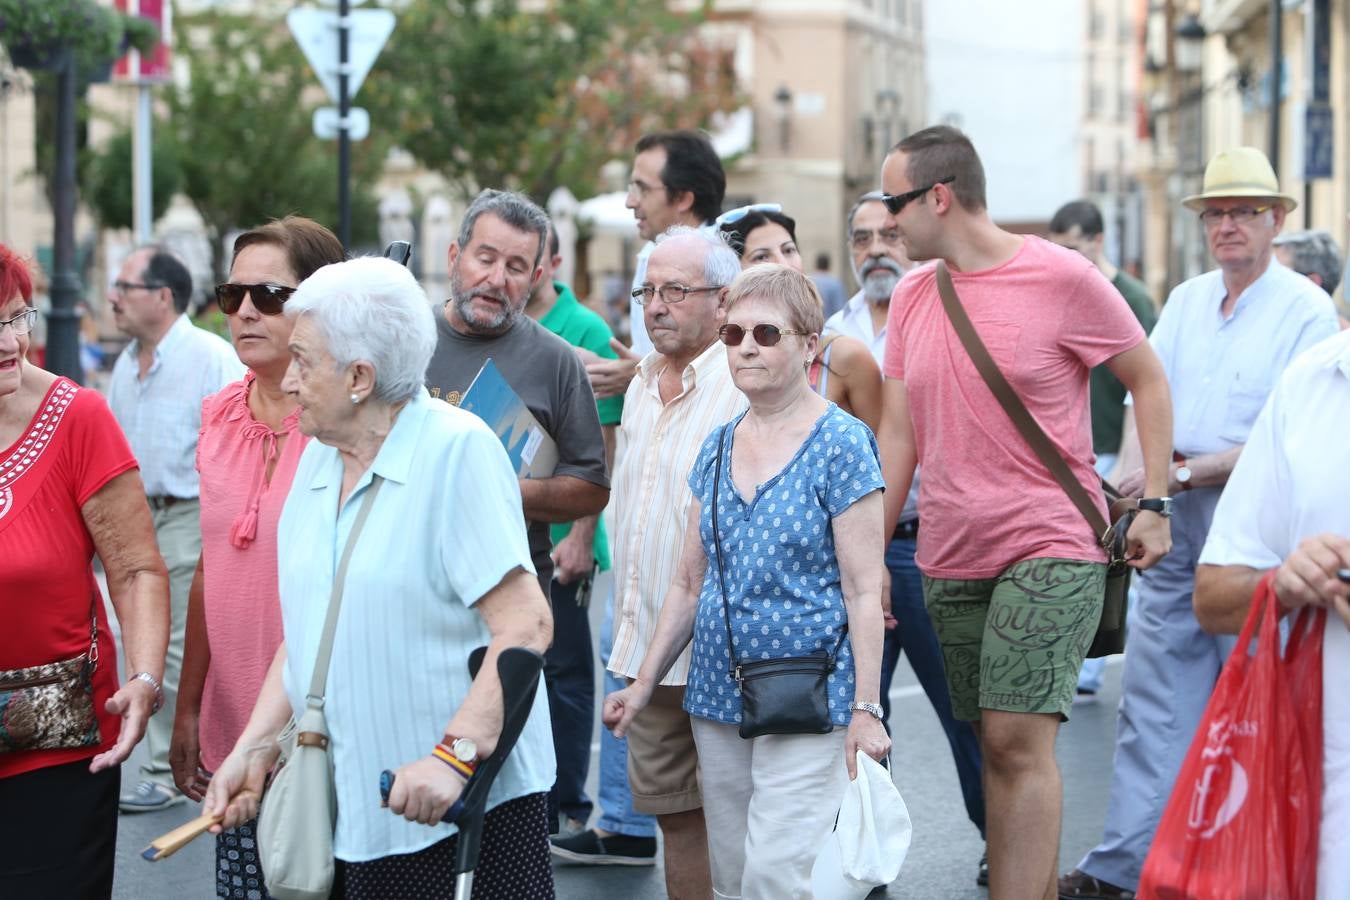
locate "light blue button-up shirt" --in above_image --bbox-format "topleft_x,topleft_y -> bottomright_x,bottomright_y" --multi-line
276,388 -> 553,862
1148,258 -> 1338,456
106,314 -> 243,498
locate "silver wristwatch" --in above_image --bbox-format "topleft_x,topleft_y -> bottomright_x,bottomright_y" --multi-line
130,671 -> 164,714
851,701 -> 884,721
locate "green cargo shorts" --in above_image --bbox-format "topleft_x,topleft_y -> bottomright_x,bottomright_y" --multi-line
921,557 -> 1105,722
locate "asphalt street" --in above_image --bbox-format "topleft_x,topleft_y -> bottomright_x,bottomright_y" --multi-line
105,575 -> 1127,899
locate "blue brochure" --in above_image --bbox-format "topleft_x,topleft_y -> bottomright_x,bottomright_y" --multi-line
458,358 -> 558,478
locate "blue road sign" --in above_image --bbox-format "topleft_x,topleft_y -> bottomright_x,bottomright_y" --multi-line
1305,104 -> 1333,181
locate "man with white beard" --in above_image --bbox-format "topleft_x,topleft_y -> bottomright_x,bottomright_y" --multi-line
825,191 -> 912,355
825,189 -> 990,886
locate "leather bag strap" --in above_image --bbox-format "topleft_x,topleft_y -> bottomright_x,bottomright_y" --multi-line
711,426 -> 740,676
306,475 -> 385,704
711,423 -> 847,677
933,261 -> 1110,544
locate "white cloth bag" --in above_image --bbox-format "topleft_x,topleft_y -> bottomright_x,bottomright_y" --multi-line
257,706 -> 337,900
810,750 -> 913,899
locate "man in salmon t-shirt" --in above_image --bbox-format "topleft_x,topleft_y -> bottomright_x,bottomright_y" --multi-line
873,125 -> 1176,899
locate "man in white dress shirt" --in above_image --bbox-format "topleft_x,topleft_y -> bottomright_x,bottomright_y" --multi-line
1193,328 -> 1350,898
105,246 -> 243,812
823,190 -> 913,359
1061,148 -> 1340,899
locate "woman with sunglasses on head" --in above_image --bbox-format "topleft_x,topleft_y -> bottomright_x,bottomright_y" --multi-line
0,244 -> 170,897
169,217 -> 345,900
604,265 -> 890,899
718,206 -> 882,433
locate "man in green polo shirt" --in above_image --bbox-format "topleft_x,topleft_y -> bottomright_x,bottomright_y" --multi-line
1049,199 -> 1158,700
525,223 -> 625,838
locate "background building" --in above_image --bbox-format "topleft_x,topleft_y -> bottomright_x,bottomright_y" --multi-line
717,0 -> 926,278
1081,0 -> 1146,275
1137,0 -> 1348,304
924,0 -> 1082,230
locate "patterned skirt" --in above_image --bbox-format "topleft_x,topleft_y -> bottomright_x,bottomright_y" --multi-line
333,791 -> 555,900
216,817 -> 271,899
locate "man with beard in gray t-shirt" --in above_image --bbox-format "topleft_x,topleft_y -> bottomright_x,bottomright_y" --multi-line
424,189 -> 609,600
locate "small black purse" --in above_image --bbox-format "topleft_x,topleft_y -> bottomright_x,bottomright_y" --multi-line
709,425 -> 845,740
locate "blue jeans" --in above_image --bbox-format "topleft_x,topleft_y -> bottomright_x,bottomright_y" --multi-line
545,572 -> 596,827
595,588 -> 657,838
880,537 -> 986,838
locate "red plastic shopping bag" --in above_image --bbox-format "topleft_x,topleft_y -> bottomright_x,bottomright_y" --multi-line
1138,574 -> 1324,900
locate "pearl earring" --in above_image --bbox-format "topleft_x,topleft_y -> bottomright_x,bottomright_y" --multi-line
350,393 -> 360,405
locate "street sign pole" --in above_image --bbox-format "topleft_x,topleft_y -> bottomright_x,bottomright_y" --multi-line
133,85 -> 153,245
338,0 -> 351,249
48,53 -> 82,384
289,3 -> 393,246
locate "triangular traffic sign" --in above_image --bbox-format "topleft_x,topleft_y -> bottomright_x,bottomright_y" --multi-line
287,8 -> 396,106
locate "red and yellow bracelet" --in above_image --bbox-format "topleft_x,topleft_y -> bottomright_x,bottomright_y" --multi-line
432,743 -> 476,780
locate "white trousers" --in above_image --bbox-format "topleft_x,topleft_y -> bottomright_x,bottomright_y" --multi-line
690,717 -> 847,900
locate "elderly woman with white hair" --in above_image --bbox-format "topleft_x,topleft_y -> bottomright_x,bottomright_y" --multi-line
204,257 -> 556,899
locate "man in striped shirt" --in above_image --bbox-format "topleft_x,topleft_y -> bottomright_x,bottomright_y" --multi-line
604,227 -> 746,899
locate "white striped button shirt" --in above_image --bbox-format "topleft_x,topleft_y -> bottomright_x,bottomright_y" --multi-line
106,314 -> 244,498
607,340 -> 747,685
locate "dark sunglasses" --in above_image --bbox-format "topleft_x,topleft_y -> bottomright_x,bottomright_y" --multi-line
215,282 -> 296,316
718,323 -> 807,348
881,175 -> 956,215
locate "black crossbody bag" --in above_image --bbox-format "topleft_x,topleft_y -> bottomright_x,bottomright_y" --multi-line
710,424 -> 846,739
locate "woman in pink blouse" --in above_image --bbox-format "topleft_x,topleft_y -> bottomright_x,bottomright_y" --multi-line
168,217 -> 345,899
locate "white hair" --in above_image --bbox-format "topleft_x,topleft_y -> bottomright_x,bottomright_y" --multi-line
655,225 -> 741,288
288,256 -> 437,404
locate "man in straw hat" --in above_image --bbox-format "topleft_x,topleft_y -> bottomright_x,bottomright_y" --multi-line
1060,147 -> 1339,899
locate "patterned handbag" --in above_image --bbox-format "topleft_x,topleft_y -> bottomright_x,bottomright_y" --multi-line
0,594 -> 101,753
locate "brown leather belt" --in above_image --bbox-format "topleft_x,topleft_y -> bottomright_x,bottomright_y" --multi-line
892,519 -> 919,542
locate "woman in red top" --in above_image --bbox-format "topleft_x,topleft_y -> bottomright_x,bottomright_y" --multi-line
0,244 -> 169,896
168,217 -> 345,899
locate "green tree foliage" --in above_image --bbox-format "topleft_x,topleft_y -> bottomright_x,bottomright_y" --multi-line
163,9 -> 385,270
365,0 -> 743,201
83,127 -> 181,230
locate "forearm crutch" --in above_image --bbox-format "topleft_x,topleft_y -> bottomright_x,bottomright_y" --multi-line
380,645 -> 545,900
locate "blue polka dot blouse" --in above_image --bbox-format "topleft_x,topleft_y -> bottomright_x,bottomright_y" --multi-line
683,403 -> 885,727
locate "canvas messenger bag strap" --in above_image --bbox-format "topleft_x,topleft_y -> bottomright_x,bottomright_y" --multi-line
932,261 -> 1111,547
307,474 -> 385,704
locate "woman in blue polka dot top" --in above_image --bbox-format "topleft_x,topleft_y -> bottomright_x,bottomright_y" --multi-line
604,264 -> 891,899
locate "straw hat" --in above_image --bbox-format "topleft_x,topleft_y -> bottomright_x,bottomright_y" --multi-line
1183,147 -> 1298,212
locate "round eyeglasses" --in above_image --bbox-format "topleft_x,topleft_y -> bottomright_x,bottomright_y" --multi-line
718,323 -> 807,348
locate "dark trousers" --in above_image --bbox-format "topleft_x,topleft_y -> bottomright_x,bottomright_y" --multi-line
0,759 -> 119,898
544,570 -> 596,828
880,537 -> 987,838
